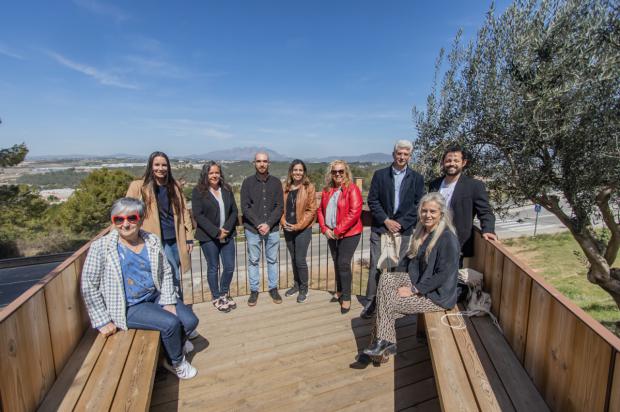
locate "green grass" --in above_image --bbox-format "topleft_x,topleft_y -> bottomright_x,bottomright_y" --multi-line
503,232 -> 620,337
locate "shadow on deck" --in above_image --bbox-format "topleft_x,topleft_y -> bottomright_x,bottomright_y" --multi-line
150,290 -> 439,412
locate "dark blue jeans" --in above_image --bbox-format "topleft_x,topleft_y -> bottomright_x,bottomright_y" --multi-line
126,295 -> 198,365
200,239 -> 236,300
162,239 -> 183,300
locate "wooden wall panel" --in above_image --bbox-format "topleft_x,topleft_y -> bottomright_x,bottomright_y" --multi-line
0,290 -> 56,411
44,262 -> 89,374
609,353 -> 620,412
471,234 -> 487,273
525,283 -> 612,411
498,259 -> 532,361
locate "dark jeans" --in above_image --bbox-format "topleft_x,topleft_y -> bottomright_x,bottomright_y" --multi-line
284,227 -> 312,292
200,239 -> 236,300
162,238 -> 183,300
365,231 -> 411,301
126,295 -> 199,365
327,234 -> 360,301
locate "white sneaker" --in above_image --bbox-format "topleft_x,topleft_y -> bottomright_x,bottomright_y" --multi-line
188,330 -> 199,340
174,357 -> 197,380
184,339 -> 194,354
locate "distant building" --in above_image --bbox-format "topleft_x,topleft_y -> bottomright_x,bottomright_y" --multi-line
40,188 -> 74,203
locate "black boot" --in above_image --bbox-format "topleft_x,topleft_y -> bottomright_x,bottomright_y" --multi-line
360,298 -> 376,319
363,339 -> 397,357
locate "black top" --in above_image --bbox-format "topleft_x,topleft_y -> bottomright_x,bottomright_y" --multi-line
400,229 -> 459,309
240,173 -> 284,234
191,186 -> 239,243
155,185 -> 176,241
286,189 -> 298,224
428,174 -> 495,257
367,166 -> 425,235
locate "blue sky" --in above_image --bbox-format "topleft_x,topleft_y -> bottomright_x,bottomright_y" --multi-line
0,0 -> 509,158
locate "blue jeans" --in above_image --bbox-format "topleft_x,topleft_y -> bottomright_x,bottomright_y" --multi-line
246,230 -> 280,292
126,295 -> 199,365
163,239 -> 183,300
200,239 -> 236,300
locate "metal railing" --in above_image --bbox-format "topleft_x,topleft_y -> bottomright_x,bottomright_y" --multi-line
182,210 -> 373,304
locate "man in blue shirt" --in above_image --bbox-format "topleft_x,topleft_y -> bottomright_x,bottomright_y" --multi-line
362,140 -> 425,319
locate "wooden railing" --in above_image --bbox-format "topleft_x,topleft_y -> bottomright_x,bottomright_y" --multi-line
468,230 -> 620,412
1,216 -> 619,411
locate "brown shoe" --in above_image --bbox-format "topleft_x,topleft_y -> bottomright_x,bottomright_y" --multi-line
269,288 -> 282,304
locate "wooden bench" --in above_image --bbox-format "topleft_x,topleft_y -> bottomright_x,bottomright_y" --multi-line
38,328 -> 160,412
423,307 -> 550,411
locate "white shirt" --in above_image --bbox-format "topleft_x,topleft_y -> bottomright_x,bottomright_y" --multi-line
210,187 -> 226,228
439,178 -> 457,209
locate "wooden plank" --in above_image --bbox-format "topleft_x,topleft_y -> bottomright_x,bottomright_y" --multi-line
471,233 -> 487,273
0,289 -> 56,412
487,245 -> 504,317
525,283 -> 611,411
110,330 -> 160,412
461,316 -> 515,412
470,316 -> 549,411
43,261 -> 89,374
423,310 -> 479,411
38,329 -> 103,412
74,330 -> 136,411
498,259 -> 532,361
445,309 -> 501,411
609,353 -> 620,412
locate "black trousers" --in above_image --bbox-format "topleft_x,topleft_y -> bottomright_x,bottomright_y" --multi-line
284,227 -> 312,292
327,234 -> 361,301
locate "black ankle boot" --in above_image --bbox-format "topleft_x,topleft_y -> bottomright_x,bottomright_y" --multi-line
360,298 -> 376,319
363,339 -> 397,357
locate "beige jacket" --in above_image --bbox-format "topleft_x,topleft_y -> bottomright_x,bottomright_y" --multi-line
280,182 -> 318,231
126,179 -> 194,274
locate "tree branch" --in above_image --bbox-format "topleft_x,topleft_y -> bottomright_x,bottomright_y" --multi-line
596,187 -> 620,264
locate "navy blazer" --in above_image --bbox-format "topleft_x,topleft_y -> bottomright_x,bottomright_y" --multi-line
367,165 -> 425,235
429,174 -> 495,257
192,186 -> 238,243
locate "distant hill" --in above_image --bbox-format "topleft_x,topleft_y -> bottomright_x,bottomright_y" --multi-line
187,147 -> 291,162
310,152 -> 392,163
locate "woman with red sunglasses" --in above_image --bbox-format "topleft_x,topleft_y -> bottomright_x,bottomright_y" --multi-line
81,197 -> 199,379
127,151 -> 194,301
317,160 -> 363,313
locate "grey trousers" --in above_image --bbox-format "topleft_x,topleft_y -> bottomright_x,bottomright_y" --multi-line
365,231 -> 411,301
372,272 -> 442,343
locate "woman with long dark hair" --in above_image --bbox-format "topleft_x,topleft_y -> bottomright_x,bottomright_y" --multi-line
127,151 -> 194,301
192,161 -> 239,312
281,159 -> 317,303
317,160 -> 363,314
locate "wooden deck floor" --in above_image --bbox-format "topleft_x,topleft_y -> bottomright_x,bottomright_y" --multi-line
150,290 -> 440,412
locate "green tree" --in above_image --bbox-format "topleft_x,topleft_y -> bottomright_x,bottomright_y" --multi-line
60,168 -> 133,235
413,0 -> 620,309
0,143 -> 28,168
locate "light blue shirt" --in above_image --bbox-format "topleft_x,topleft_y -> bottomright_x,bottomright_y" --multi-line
392,166 -> 407,213
325,189 -> 341,229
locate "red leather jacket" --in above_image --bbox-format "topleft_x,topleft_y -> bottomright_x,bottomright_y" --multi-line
317,183 -> 363,238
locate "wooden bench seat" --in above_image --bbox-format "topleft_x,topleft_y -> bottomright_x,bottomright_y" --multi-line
423,307 -> 549,412
38,328 -> 160,412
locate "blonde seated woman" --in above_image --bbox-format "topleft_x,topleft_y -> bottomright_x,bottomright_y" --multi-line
362,192 -> 459,362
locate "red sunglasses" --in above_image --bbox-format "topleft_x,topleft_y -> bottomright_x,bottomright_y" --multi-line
111,214 -> 141,225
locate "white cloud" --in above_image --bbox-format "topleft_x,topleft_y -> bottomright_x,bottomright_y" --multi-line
72,0 -> 129,22
48,51 -> 138,89
124,55 -> 191,79
0,45 -> 24,60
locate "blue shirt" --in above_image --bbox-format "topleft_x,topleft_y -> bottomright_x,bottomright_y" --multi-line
117,243 -> 158,306
392,166 -> 407,213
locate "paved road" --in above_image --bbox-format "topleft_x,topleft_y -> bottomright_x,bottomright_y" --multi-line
0,262 -> 60,308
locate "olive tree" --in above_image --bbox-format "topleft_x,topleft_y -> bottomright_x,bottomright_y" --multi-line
413,0 -> 620,308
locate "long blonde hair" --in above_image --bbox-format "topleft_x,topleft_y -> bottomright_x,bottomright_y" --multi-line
324,160 -> 352,190
408,192 -> 456,261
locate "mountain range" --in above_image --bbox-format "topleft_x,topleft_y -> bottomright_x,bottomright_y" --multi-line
28,147 -> 393,163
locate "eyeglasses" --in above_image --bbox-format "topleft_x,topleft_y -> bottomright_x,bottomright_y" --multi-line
111,214 -> 141,225
331,169 -> 345,175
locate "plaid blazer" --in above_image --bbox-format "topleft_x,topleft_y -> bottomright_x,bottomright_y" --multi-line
81,229 -> 177,330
